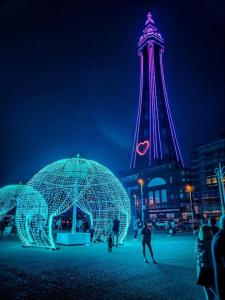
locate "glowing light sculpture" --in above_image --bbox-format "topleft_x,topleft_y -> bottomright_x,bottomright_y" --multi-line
130,12 -> 183,169
0,184 -> 24,220
16,157 -> 131,249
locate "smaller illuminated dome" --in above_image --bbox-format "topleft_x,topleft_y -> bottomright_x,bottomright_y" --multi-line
0,184 -> 24,220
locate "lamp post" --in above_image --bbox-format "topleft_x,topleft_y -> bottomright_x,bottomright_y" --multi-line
133,194 -> 137,218
185,184 -> 194,222
138,178 -> 145,223
215,162 -> 225,215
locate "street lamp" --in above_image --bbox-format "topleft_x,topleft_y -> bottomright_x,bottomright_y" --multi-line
138,178 -> 145,222
215,162 -> 225,215
185,184 -> 194,222
133,194 -> 137,218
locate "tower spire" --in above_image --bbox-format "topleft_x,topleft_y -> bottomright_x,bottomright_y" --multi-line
145,12 -> 155,25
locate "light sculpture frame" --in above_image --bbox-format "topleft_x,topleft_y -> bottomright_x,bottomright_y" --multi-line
16,157 -> 131,249
0,184 -> 24,221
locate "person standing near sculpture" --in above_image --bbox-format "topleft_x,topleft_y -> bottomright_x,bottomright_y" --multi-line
0,219 -> 5,237
56,218 -> 62,231
112,216 -> 120,247
211,215 -> 225,300
141,223 -> 157,264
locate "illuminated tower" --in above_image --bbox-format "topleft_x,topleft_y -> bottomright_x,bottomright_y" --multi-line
121,12 -> 190,222
130,12 -> 183,170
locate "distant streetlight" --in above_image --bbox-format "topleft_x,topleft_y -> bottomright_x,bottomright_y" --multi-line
215,162 -> 225,215
138,178 -> 145,222
185,184 -> 194,222
133,194 -> 137,218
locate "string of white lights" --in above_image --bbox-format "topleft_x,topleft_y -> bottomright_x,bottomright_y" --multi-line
0,184 -> 24,221
16,157 -> 131,249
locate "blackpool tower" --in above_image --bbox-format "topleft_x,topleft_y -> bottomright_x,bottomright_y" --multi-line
122,12 -> 190,221
130,12 -> 183,170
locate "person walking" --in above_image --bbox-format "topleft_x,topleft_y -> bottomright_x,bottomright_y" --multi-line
196,225 -> 216,300
171,220 -> 176,236
0,219 -> 5,238
137,218 -> 143,240
141,223 -> 157,264
108,234 -> 113,252
112,216 -> 120,247
211,215 -> 225,300
209,217 -> 219,236
56,218 -> 62,231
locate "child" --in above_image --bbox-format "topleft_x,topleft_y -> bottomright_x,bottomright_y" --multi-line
108,234 -> 113,252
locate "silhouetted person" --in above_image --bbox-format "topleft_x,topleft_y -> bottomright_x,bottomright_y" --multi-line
171,220 -> 176,236
112,216 -> 120,247
212,215 -> 225,300
56,218 -> 62,231
193,221 -> 199,235
0,219 -> 5,237
108,234 -> 113,252
141,223 -> 157,264
209,217 -> 219,236
137,218 -> 143,239
196,225 -> 216,300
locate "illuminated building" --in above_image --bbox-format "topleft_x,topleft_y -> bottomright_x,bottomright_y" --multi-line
16,157 -> 131,249
191,138 -> 225,214
121,12 -> 190,221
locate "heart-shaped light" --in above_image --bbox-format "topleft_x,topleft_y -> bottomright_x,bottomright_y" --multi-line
136,140 -> 150,156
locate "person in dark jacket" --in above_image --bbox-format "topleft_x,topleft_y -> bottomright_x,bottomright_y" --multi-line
0,219 -> 5,237
196,225 -> 216,300
108,234 -> 113,252
141,223 -> 157,264
211,215 -> 225,300
209,217 -> 219,236
112,216 -> 120,247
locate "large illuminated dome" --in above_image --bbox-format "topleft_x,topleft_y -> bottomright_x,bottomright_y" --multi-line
0,184 -> 24,220
16,156 -> 131,249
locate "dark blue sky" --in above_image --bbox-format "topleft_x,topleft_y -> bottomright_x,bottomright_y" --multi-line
0,0 -> 224,185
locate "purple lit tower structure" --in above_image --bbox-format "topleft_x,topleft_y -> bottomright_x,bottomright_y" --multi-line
121,13 -> 190,221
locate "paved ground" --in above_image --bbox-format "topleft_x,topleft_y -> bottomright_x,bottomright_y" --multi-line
0,233 -> 204,300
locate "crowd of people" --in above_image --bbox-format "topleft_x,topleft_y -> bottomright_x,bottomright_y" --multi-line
196,215 -> 225,300
132,215 -> 225,300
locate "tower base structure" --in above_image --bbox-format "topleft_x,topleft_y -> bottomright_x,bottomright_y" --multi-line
121,162 -> 190,222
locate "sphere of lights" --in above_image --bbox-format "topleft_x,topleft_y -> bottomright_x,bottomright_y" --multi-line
16,156 -> 131,249
0,184 -> 24,220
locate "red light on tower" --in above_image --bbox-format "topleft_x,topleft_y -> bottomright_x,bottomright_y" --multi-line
136,140 -> 150,156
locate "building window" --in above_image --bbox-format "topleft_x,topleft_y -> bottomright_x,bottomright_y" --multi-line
169,176 -> 173,183
161,189 -> 167,202
148,191 -> 154,204
180,193 -> 184,199
155,190 -> 160,203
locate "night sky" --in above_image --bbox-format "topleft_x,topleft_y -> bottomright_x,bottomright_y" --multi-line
0,0 -> 224,186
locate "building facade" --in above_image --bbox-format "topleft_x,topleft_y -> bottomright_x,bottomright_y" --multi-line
121,13 -> 190,221
191,138 -> 225,215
